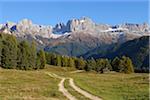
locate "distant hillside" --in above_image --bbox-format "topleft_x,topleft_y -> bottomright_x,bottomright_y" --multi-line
82,36 -> 149,70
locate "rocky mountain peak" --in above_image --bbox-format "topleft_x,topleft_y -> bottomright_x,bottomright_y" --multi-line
66,17 -> 95,32
52,17 -> 95,34
18,19 -> 33,26
53,22 -> 67,34
0,17 -> 149,46
5,21 -> 16,29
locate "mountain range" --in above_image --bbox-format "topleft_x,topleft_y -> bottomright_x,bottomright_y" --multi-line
0,17 -> 149,42
0,17 -> 149,70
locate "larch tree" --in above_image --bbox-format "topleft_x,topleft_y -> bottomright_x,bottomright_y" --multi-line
37,49 -> 46,69
29,41 -> 37,69
1,34 -> 18,69
68,57 -> 75,67
17,41 -> 30,70
56,55 -> 62,66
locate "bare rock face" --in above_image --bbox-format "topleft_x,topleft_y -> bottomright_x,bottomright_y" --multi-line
52,17 -> 96,34
1,17 -> 149,40
16,19 -> 52,38
53,22 -> 68,34
0,17 -> 149,56
120,23 -> 150,33
0,19 -> 63,38
66,17 -> 95,32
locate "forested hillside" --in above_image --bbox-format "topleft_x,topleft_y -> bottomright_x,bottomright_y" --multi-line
82,36 -> 149,72
45,52 -> 134,73
0,33 -> 147,73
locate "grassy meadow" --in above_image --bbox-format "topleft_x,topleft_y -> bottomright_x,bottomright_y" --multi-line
0,65 -> 149,100
0,67 -> 66,100
71,72 -> 149,100
64,79 -> 90,100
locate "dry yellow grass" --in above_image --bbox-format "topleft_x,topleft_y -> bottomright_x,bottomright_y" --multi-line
71,72 -> 149,100
0,65 -> 149,100
0,67 -> 67,100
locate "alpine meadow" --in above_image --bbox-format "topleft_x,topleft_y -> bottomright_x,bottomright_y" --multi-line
0,0 -> 149,100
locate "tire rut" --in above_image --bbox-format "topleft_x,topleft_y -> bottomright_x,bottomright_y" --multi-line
46,72 -> 102,100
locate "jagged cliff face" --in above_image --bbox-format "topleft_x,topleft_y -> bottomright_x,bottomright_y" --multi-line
0,19 -> 60,38
0,17 -> 149,56
0,17 -> 149,39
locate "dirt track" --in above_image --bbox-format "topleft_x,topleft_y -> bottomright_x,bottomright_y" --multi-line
69,78 -> 102,100
46,72 -> 102,100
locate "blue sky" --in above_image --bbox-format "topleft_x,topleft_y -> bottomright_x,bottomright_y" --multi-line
0,0 -> 149,26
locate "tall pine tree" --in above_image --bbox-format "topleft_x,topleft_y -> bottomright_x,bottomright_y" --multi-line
68,58 -> 75,67
17,41 -> 30,70
37,50 -> 46,69
1,34 -> 18,69
28,41 -> 37,69
0,34 -> 3,67
75,57 -> 86,70
56,55 -> 61,66
121,56 -> 134,73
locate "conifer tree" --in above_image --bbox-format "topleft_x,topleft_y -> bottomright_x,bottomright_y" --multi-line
121,56 -> 134,73
75,57 -> 86,70
29,41 -> 37,69
17,41 -> 30,70
111,56 -> 134,73
56,55 -> 61,66
37,49 -> 46,69
1,34 -> 18,69
95,59 -> 104,72
85,58 -> 97,71
111,57 -> 121,71
105,59 -> 112,71
68,57 -> 75,67
95,58 -> 112,73
0,34 -> 3,66
61,56 -> 68,67
51,53 -> 57,65
45,52 -> 52,65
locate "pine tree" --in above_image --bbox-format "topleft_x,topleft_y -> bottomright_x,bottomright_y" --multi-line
111,56 -> 134,73
51,53 -> 57,65
45,52 -> 52,65
75,57 -> 86,70
85,58 -> 96,71
105,59 -> 112,71
68,57 -> 75,67
28,41 -> 37,69
95,58 -> 112,73
95,59 -> 104,72
0,34 -> 3,67
37,50 -> 46,69
121,56 -> 134,73
1,34 -> 18,69
17,41 -> 30,70
111,57 -> 121,71
56,55 -> 61,66
61,56 -> 68,67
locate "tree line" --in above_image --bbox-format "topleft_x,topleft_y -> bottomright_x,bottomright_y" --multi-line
0,33 -> 134,73
0,33 -> 46,70
45,52 -> 134,73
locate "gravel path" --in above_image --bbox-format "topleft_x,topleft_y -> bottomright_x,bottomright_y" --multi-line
59,78 -> 77,100
46,73 -> 77,100
46,72 -> 102,100
69,78 -> 102,100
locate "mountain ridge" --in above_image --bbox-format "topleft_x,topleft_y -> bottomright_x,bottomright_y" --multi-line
0,17 -> 149,57
0,17 -> 149,38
